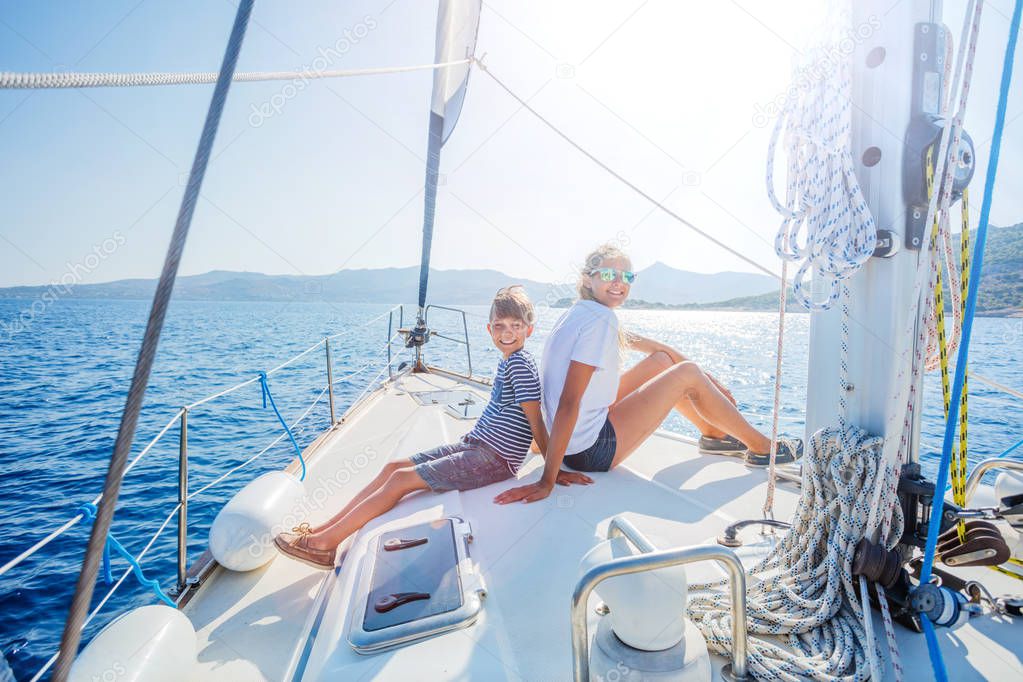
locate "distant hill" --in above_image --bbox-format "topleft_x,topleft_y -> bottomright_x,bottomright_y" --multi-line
0,267 -> 555,307
596,223 -> 1023,316
0,263 -> 780,307
629,262 -> 777,305
3,226 -> 1017,314
969,223 -> 1023,315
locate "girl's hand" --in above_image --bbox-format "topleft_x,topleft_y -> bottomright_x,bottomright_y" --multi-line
493,481 -> 555,504
555,470 -> 593,486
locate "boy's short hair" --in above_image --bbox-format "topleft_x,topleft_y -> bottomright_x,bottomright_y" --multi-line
490,285 -> 535,325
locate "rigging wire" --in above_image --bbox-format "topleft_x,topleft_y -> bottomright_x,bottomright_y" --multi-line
51,3 -> 255,678
473,58 -> 782,282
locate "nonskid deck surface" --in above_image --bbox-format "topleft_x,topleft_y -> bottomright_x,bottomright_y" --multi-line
182,371 -> 1022,681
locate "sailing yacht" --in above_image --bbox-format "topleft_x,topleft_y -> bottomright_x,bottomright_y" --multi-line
2,0 -> 1022,679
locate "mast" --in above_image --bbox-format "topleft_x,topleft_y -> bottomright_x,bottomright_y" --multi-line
411,0 -> 482,370
804,0 -> 954,470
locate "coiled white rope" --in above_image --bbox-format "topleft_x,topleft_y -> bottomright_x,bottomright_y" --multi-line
689,426 -> 901,681
0,59 -> 471,90
766,6 -> 876,311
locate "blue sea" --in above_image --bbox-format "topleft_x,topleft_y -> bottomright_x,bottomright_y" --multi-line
1,298 -> 1021,679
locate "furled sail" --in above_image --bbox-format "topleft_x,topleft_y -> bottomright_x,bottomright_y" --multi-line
416,0 -> 482,315
430,0 -> 481,144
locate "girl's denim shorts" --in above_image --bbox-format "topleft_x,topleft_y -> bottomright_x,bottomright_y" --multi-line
563,417 -> 617,473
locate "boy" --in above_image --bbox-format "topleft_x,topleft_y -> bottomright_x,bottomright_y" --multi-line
274,286 -> 592,569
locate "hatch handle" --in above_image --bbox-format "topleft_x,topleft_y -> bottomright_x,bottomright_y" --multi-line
383,537 -> 428,552
374,591 -> 431,613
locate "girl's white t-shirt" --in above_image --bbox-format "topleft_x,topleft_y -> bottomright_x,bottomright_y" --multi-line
541,300 -> 621,455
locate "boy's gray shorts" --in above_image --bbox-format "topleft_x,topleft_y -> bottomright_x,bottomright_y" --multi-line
410,435 -> 514,492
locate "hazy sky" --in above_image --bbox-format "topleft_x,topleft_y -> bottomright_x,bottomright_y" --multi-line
1,0 -> 1020,288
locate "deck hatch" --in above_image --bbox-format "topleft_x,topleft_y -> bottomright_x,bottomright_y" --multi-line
408,389 -> 485,420
348,517 -> 484,653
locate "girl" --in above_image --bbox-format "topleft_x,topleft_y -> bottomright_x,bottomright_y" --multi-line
494,244 -> 800,505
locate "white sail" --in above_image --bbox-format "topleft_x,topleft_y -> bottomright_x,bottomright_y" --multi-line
430,0 -> 481,145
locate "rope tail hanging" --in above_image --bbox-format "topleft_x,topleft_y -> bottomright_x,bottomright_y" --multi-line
78,504 -> 175,608
51,3 -> 255,678
258,372 -> 307,481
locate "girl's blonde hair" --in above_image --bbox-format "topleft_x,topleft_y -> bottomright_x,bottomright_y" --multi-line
577,243 -> 631,359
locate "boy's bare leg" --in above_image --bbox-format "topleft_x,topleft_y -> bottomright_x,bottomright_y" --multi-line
306,467 -> 429,551
310,459 -> 413,533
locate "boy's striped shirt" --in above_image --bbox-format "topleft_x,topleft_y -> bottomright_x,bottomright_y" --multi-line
468,349 -> 541,472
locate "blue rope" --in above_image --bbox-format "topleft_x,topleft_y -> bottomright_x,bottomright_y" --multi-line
995,436 -> 1023,460
79,504 -> 113,584
920,617 -> 949,682
79,504 -> 174,607
918,4 -> 1021,680
921,0 -> 1022,584
258,371 -> 306,481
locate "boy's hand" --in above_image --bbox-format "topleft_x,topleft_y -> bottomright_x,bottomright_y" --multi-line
493,481 -> 555,504
555,470 -> 593,486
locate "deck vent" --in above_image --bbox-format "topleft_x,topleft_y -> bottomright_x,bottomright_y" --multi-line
408,389 -> 485,420
348,517 -> 484,654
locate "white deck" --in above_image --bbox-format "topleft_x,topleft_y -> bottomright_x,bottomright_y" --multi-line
182,370 -> 1023,681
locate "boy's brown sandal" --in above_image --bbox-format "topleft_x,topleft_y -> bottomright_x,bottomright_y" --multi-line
273,523 -> 336,570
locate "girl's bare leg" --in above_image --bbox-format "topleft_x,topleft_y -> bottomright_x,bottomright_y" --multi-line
617,352 -> 727,439
609,361 -> 771,468
310,459 -> 413,533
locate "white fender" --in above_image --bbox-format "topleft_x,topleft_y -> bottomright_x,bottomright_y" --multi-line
71,605 -> 195,682
209,471 -> 306,571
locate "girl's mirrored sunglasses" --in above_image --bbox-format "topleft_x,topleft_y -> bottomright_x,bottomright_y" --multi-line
590,268 -> 637,284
